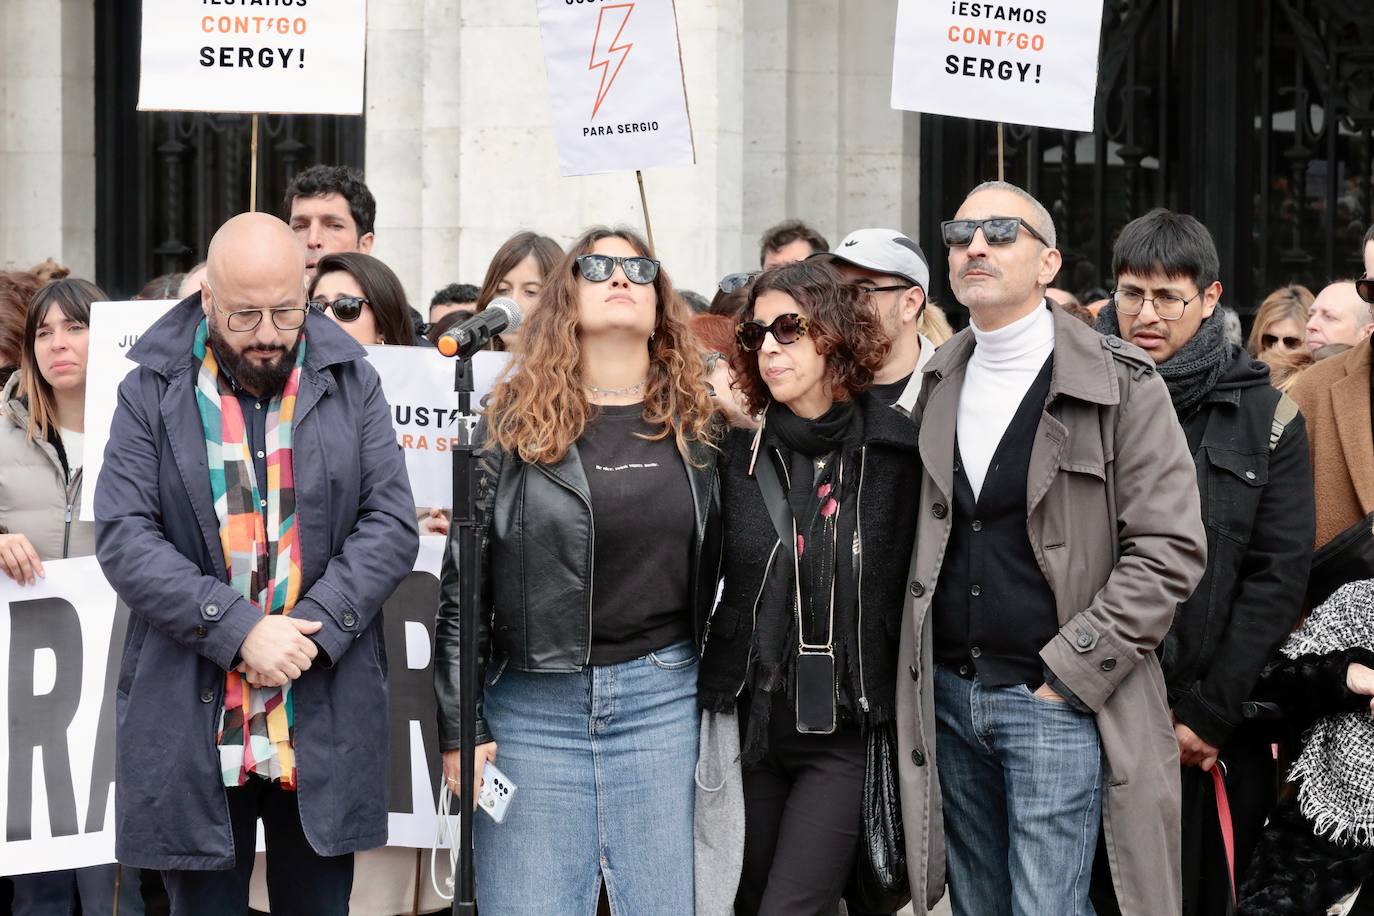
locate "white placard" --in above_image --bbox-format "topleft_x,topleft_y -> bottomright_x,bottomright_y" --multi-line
82,301 -> 178,521
0,558 -> 124,876
0,538 -> 456,874
137,0 -> 368,115
535,0 -> 695,177
362,344 -> 511,512
890,0 -> 1105,133
82,302 -> 510,520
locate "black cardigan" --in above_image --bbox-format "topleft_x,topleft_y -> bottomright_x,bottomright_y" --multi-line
698,392 -> 921,725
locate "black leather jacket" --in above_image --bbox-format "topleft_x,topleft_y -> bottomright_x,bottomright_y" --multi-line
435,426 -> 723,749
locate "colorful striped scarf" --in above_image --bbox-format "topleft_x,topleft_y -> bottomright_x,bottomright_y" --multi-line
192,319 -> 306,789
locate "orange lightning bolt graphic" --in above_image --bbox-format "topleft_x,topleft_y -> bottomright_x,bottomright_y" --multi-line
588,3 -> 635,120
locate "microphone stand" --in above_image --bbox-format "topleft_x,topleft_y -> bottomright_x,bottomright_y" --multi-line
450,355 -> 480,914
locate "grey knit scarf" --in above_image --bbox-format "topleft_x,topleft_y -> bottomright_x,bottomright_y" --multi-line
1095,304 -> 1233,414
1281,579 -> 1374,847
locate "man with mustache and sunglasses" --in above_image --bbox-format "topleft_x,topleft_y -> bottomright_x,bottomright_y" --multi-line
1095,209 -> 1313,916
810,228 -> 936,418
896,181 -> 1206,916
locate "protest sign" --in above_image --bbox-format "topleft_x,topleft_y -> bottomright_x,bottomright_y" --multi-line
137,0 -> 367,115
0,538 -> 451,875
535,0 -> 695,177
362,344 -> 511,512
890,0 -> 1105,132
81,301 -> 509,520
81,300 -> 176,521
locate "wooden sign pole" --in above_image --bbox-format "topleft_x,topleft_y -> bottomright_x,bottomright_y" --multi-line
249,113 -> 261,212
997,122 -> 1006,182
635,170 -> 656,253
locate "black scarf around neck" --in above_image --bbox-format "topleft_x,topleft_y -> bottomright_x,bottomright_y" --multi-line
766,399 -> 860,457
743,401 -> 863,762
1096,303 -> 1235,415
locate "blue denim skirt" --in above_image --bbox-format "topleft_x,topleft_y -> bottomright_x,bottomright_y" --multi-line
474,640 -> 700,916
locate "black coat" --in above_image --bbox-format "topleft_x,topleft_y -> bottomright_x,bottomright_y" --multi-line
1162,353 -> 1314,747
95,298 -> 419,867
698,393 -> 921,724
434,420 -> 724,748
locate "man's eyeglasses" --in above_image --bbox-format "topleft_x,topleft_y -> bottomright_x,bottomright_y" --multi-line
1357,277 -> 1374,305
1260,333 -> 1303,351
309,296 -> 369,322
1110,289 -> 1201,321
574,254 -> 660,285
941,217 -> 1050,248
207,284 -> 308,332
859,283 -> 912,295
736,313 -> 810,352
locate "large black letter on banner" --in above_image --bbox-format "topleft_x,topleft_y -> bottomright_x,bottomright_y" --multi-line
7,597 -> 83,840
383,570 -> 443,813
85,597 -> 132,832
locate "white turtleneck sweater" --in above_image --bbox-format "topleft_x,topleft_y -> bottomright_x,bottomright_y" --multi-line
957,302 -> 1055,500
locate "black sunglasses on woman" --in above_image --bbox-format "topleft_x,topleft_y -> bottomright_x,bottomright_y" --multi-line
308,295 -> 369,322
736,313 -> 810,352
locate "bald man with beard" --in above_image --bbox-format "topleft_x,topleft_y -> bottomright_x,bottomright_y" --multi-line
95,213 -> 418,915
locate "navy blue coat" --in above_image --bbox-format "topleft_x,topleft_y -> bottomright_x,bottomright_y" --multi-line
94,296 -> 419,870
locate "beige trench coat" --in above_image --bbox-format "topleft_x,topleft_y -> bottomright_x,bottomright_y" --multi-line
897,305 -> 1207,914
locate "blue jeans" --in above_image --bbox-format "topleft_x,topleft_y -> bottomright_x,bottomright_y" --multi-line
934,664 -> 1102,916
475,640 -> 699,916
11,866 -> 145,916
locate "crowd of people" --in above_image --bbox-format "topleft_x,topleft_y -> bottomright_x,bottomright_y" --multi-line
2,163 -> 1374,916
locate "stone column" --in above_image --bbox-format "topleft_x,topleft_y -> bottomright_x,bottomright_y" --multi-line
737,0 -> 921,267
0,0 -> 96,277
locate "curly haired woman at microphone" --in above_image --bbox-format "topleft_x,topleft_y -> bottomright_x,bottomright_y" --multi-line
434,226 -> 723,914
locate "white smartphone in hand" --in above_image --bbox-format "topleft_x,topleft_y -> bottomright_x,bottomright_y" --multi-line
477,761 -> 517,824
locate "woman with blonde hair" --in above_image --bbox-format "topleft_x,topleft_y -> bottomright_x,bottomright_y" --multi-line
1248,284 -> 1314,358
918,299 -> 955,345
434,227 -> 723,914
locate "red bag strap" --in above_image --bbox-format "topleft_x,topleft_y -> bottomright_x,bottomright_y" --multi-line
1211,764 -> 1237,906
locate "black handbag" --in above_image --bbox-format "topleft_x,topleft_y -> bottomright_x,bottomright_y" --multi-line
844,720 -> 911,914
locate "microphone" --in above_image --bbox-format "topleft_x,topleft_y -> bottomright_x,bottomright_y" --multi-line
436,298 -> 523,358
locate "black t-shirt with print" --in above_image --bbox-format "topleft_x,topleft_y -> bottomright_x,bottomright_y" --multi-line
578,403 -> 695,665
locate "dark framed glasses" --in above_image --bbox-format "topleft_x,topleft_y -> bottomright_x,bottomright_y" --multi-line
736,313 -> 810,352
1357,277 -> 1374,305
207,284 -> 308,332
718,271 -> 758,294
574,254 -> 660,285
309,295 -> 369,322
1111,289 -> 1199,321
941,217 -> 1049,248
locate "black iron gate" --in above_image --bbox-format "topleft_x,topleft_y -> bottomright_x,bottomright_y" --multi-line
919,0 -> 1374,324
94,1 -> 365,299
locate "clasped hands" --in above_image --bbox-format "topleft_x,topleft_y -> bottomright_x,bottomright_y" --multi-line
236,615 -> 324,688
